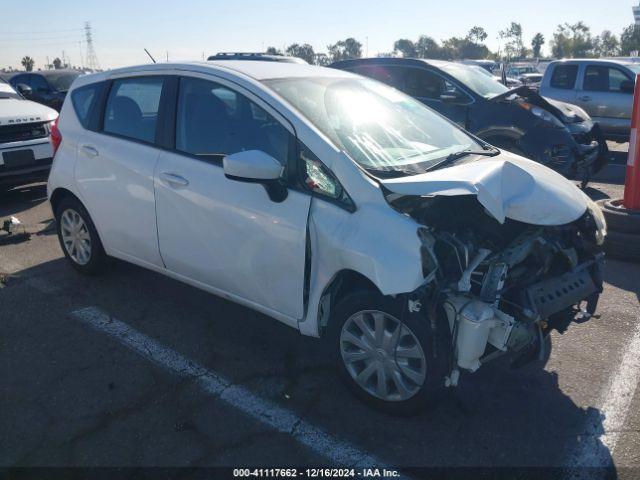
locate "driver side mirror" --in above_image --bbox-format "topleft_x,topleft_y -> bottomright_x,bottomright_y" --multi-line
621,80 -> 635,94
16,83 -> 32,97
223,150 -> 287,202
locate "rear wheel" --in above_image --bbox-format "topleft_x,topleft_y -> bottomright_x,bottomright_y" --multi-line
55,197 -> 107,274
328,291 -> 450,415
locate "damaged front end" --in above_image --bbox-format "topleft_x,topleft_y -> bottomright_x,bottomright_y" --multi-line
390,194 -> 604,386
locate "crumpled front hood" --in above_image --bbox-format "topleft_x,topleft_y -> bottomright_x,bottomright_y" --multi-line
380,152 -> 589,226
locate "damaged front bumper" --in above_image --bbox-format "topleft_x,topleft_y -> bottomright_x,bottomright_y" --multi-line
406,214 -> 606,387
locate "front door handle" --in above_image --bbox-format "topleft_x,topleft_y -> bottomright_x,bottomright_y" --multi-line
160,172 -> 189,188
578,95 -> 591,102
80,144 -> 99,157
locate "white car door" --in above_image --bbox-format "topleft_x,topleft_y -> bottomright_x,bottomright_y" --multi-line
154,76 -> 311,322
75,75 -> 166,267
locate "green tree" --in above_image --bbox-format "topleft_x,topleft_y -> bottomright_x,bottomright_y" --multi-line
21,56 -> 34,71
467,26 -> 488,44
620,24 -> 640,56
315,53 -> 330,66
393,39 -> 417,58
594,30 -> 620,57
415,36 -> 445,59
327,38 -> 362,62
551,22 -> 594,58
499,22 -> 525,59
285,43 -> 316,64
265,46 -> 283,56
531,33 -> 545,58
52,57 -> 63,69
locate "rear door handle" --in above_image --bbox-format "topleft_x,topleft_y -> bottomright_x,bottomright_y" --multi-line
160,172 -> 189,188
80,144 -> 99,157
578,95 -> 591,102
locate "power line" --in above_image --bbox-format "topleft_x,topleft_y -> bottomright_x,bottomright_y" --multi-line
0,35 -> 84,43
0,28 -> 84,36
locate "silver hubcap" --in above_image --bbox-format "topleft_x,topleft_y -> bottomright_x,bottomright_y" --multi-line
60,209 -> 92,265
340,310 -> 427,402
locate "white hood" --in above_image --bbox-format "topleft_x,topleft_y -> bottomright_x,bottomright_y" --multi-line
380,153 -> 588,226
0,98 -> 58,126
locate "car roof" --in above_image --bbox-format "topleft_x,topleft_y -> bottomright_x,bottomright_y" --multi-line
207,53 -> 308,64
98,60 -> 354,82
330,57 -> 456,70
550,58 -> 637,67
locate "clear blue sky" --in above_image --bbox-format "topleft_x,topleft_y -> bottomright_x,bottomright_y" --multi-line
0,0 -> 637,70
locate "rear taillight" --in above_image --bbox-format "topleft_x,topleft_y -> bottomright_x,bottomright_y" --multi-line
50,117 -> 62,156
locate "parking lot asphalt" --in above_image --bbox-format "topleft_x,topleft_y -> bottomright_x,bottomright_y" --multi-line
1,143 -> 639,476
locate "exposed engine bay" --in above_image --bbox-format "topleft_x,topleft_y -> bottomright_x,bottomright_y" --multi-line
390,194 -> 604,386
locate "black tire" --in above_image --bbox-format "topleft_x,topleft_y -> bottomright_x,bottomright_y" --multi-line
602,230 -> 640,262
597,199 -> 640,235
54,197 -> 107,275
327,290 -> 450,415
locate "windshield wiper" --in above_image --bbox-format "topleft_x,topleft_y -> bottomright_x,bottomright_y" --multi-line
426,146 -> 500,171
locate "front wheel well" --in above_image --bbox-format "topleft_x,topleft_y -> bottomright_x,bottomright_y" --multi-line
318,270 -> 381,336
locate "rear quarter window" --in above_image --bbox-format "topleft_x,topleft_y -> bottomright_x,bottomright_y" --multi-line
71,83 -> 102,128
550,64 -> 578,89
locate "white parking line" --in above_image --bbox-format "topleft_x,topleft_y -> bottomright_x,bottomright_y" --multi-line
566,319 -> 640,469
71,306 -> 394,470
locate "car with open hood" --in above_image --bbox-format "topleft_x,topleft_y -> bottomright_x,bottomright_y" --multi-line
1,78 -> 58,192
330,58 -> 608,187
48,61 -> 606,413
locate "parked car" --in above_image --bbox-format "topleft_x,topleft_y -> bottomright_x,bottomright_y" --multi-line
460,59 -> 499,73
540,59 -> 639,142
0,78 -> 58,192
518,72 -> 543,91
8,69 -> 82,111
207,52 -> 308,64
331,58 -> 608,185
48,61 -> 606,413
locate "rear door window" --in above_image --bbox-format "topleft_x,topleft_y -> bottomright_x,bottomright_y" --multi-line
103,77 -> 164,143
71,83 -> 101,128
550,64 -> 578,89
584,65 -> 632,92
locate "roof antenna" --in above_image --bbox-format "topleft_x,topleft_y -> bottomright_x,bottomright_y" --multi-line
144,48 -> 157,64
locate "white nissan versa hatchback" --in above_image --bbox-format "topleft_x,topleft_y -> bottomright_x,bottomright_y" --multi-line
48,61 -> 606,413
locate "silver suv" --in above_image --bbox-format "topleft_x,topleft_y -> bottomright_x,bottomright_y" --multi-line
540,59 -> 639,142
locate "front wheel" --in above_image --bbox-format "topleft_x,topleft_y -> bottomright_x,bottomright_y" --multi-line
328,291 -> 450,415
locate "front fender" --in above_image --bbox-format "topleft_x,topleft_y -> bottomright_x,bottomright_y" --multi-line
298,198 -> 424,337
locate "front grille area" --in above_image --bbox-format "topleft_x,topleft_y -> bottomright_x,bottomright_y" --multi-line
0,122 -> 48,144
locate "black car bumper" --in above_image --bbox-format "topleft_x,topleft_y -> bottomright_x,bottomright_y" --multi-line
0,158 -> 52,189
